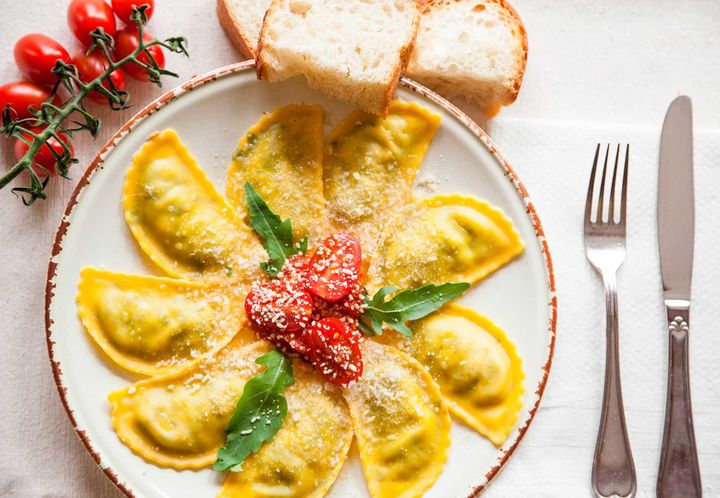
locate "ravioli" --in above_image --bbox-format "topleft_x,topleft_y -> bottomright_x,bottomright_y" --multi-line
219,363 -> 353,498
123,129 -> 263,282
343,341 -> 450,498
382,194 -> 524,289
226,104 -> 329,244
109,339 -> 271,469
324,101 -> 440,271
392,304 -> 524,446
77,267 -> 252,376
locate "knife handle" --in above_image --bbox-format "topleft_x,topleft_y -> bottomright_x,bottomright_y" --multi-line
658,307 -> 702,498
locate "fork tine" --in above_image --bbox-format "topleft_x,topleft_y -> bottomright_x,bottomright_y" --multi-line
596,144 -> 610,222
608,144 -> 620,223
620,144 -> 630,224
585,144 -> 601,224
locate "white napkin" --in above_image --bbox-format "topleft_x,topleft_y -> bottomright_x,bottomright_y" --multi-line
482,117 -> 720,497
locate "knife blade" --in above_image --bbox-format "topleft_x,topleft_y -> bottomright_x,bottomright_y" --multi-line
656,95 -> 702,498
658,95 -> 694,303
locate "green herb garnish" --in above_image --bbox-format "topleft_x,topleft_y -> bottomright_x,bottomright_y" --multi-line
214,349 -> 294,472
244,182 -> 307,276
359,282 -> 470,337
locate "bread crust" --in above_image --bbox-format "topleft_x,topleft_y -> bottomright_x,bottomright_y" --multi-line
254,0 -> 276,81
420,0 -> 528,107
217,0 -> 258,60
379,0 -> 420,116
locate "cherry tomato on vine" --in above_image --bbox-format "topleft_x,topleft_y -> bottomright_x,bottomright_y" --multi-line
114,27 -> 165,81
73,50 -> 127,104
308,233 -> 362,302
13,34 -> 71,86
0,82 -> 61,121
14,127 -> 74,177
111,0 -> 155,25
68,0 -> 117,47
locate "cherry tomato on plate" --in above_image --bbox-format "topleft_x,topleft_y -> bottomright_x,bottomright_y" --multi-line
303,317 -> 363,386
13,34 -> 71,86
245,281 -> 314,333
114,27 -> 164,81
68,0 -> 117,47
111,0 -> 154,25
72,50 -> 127,104
0,82 -> 61,121
308,233 -> 362,302
14,127 -> 74,176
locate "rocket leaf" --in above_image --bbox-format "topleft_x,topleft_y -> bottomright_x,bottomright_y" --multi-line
360,282 -> 470,337
213,349 -> 294,472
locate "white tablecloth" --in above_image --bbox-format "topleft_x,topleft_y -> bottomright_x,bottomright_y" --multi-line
1,1 -> 718,497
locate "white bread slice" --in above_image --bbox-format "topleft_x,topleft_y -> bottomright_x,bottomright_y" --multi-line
255,0 -> 420,116
217,0 -> 271,59
406,0 -> 528,115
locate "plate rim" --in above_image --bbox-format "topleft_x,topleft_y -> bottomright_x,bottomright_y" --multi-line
44,60 -> 557,498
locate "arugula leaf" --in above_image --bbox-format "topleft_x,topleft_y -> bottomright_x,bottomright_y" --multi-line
360,282 -> 470,337
213,349 -> 294,472
244,183 -> 307,276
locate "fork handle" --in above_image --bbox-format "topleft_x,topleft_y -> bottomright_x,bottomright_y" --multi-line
657,306 -> 702,498
592,272 -> 636,498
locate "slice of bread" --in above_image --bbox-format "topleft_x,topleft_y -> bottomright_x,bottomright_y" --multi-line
255,0 -> 420,116
217,0 -> 271,59
406,0 -> 528,115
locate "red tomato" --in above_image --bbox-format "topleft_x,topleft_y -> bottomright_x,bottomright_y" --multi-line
313,282 -> 366,320
111,0 -> 154,25
245,282 -> 314,333
73,50 -> 127,104
279,254 -> 311,291
14,127 -> 74,176
0,82 -> 61,121
303,318 -> 363,386
13,34 -> 71,86
114,27 -> 164,81
68,0 -> 117,47
308,233 -> 362,302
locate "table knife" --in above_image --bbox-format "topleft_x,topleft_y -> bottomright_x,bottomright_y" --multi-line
657,95 -> 702,498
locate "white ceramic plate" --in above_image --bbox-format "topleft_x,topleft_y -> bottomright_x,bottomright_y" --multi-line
45,62 -> 556,498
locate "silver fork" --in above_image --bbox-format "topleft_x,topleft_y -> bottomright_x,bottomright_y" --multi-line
584,144 -> 637,498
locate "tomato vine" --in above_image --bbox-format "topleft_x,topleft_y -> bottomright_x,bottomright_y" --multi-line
0,5 -> 188,205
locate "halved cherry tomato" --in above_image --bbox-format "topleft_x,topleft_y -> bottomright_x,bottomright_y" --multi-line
14,127 -> 74,176
0,82 -> 61,121
13,34 -> 71,86
68,0 -> 117,47
308,233 -> 362,302
245,281 -> 314,333
111,0 -> 154,25
314,281 -> 366,320
303,317 -> 363,386
114,27 -> 165,81
279,254 -> 311,291
72,50 -> 127,104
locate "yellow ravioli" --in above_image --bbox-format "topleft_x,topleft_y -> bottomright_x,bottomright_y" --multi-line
218,363 -> 353,498
343,341 -> 450,498
109,340 -> 270,469
226,104 -> 329,244
77,267 -> 252,376
392,304 -> 524,446
123,129 -> 263,282
382,194 -> 524,289
324,100 -> 440,271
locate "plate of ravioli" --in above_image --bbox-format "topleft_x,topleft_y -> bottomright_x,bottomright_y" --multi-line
46,61 -> 556,498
